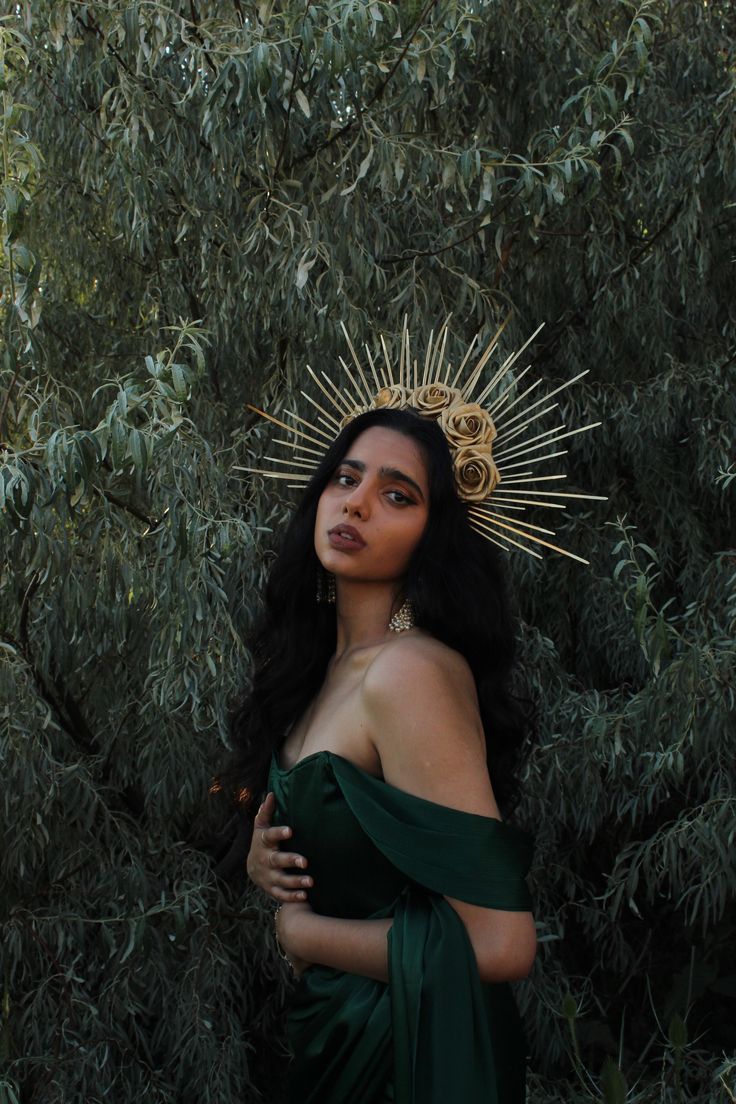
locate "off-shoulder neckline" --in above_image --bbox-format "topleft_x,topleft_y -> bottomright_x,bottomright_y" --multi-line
269,748 -> 522,832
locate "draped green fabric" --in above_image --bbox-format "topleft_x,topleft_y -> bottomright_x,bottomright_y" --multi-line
269,750 -> 533,1104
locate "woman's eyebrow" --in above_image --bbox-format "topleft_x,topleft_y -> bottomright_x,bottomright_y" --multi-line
379,466 -> 425,500
340,458 -> 425,501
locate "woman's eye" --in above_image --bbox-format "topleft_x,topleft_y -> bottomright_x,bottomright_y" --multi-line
387,490 -> 412,505
335,472 -> 356,486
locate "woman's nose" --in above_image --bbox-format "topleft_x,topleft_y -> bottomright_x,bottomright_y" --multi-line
343,484 -> 370,518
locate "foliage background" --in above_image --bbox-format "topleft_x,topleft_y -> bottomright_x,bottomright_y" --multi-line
1,1 -> 734,1101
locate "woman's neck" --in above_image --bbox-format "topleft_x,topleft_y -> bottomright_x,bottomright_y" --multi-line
333,579 -> 403,660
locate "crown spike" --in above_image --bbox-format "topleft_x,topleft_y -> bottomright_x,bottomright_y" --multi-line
319,371 -> 353,415
487,496 -> 566,510
469,514 -> 544,559
273,437 -> 324,457
340,322 -> 374,403
306,364 -> 351,419
469,510 -> 589,564
494,369 -> 589,433
467,522 -> 515,554
284,407 -> 334,443
484,368 -> 537,421
496,449 -> 568,472
449,333 -> 479,389
494,422 -> 568,461
499,474 -> 567,485
493,488 -> 608,501
494,404 -> 559,447
422,329 -> 435,387
235,466 -> 310,481
364,345 -> 384,394
246,404 -> 329,449
300,388 -> 341,428
380,334 -> 393,388
495,421 -> 602,463
264,455 -> 318,470
338,356 -> 370,407
462,331 -> 509,400
431,320 -> 452,384
469,506 -> 557,537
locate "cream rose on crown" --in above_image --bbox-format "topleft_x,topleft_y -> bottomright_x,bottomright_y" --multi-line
439,402 -> 497,449
411,383 -> 463,417
453,445 -> 501,501
372,384 -> 410,411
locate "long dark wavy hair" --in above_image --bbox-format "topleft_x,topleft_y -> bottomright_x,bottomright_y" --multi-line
223,406 -> 531,832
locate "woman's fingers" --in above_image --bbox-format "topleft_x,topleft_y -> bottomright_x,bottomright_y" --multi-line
253,791 -> 276,829
271,885 -> 311,903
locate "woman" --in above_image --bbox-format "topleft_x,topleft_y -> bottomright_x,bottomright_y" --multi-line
229,402 -> 537,1104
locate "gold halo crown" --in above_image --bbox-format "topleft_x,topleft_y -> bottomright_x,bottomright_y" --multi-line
241,318 -> 606,565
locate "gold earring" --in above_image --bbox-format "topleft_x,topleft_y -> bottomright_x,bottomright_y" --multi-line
388,599 -> 414,633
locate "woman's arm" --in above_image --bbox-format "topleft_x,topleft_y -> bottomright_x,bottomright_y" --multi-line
362,636 -> 537,984
277,902 -> 391,982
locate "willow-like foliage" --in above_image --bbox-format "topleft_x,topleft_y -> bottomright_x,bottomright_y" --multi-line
0,2 -> 734,1101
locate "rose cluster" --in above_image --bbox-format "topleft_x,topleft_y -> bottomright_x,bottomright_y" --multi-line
340,384 -> 501,502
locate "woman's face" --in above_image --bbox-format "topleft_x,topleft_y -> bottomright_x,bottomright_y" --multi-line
314,426 -> 430,584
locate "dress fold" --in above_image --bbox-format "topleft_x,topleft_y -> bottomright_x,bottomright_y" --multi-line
269,750 -> 532,1104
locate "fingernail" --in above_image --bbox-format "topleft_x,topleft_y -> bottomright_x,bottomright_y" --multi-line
282,828 -> 291,838
301,878 -> 311,887
297,891 -> 306,899
297,858 -> 305,868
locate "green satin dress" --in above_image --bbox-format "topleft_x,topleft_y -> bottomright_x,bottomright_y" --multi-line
269,749 -> 533,1104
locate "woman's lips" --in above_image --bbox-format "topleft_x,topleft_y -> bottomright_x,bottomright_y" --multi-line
328,525 -> 366,551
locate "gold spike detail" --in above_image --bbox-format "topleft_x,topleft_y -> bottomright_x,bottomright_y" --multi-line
246,404 -> 329,450
422,329 -> 435,387
493,404 -> 559,448
487,496 -> 566,510
493,488 -> 608,501
431,320 -> 451,384
461,322 -> 513,401
469,510 -> 589,564
494,421 -> 567,460
499,474 -> 567,485
235,466 -> 310,481
495,421 -> 602,463
449,332 -> 478,389
364,345 -> 383,394
306,364 -> 350,420
469,506 -> 556,537
485,367 -> 537,420
273,437 -> 324,457
340,322 -> 374,403
474,357 -> 528,409
468,524 -> 514,554
337,358 -> 365,408
264,455 -> 318,470
319,371 -> 352,416
300,388 -> 341,428
493,369 -> 589,433
497,450 -> 568,472
379,334 -> 392,388
469,514 -> 544,559
284,407 -> 334,443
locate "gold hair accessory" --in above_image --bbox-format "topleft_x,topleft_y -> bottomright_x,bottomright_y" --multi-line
240,318 -> 606,564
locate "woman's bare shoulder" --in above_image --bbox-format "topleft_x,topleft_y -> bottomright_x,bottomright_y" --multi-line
360,632 -> 495,814
363,631 -> 475,700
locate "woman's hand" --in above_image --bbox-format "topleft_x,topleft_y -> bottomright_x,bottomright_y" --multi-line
275,900 -> 314,979
246,792 -> 314,902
